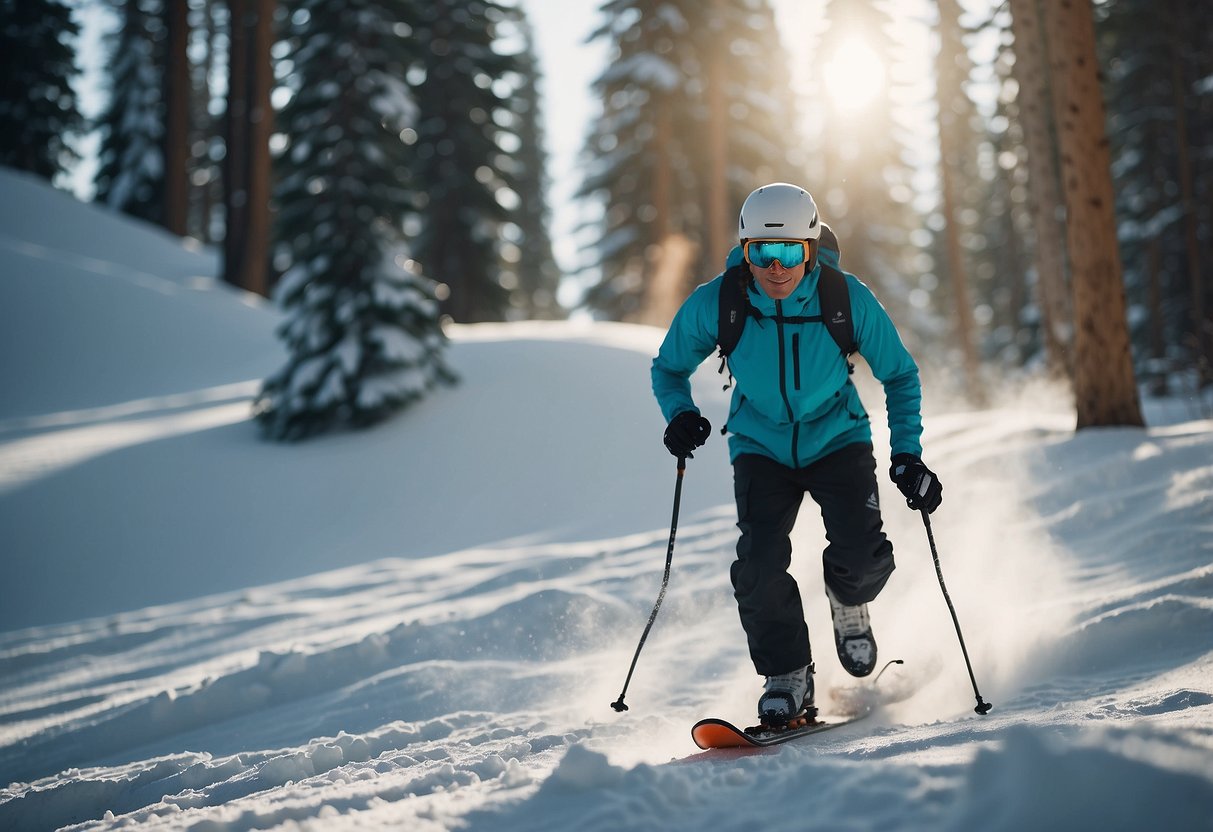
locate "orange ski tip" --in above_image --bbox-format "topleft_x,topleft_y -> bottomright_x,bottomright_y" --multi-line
691,720 -> 753,749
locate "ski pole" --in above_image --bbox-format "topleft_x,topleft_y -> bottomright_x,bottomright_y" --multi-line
611,456 -> 686,712
921,509 -> 993,715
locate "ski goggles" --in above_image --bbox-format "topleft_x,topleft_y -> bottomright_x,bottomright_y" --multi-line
742,239 -> 812,269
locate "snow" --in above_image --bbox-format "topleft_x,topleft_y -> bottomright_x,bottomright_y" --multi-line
1,166 -> 1212,829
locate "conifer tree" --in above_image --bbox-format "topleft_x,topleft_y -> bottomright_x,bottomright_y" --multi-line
1006,0 -> 1072,377
814,0 -> 922,329
1097,0 -> 1212,388
255,0 -> 454,440
579,0 -> 704,320
579,0 -> 801,321
411,0 -> 521,323
0,0 -> 83,181
1043,0 -> 1143,427
506,12 -> 563,319
94,0 -> 165,223
932,0 -> 984,400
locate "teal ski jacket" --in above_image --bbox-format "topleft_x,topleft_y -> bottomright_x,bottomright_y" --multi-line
651,245 -> 924,469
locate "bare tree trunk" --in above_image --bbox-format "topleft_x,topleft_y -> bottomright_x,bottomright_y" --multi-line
243,0 -> 274,297
163,0 -> 189,236
705,4 -> 730,273
642,100 -> 684,324
652,100 -> 672,246
223,0 -> 250,290
638,233 -> 696,327
934,0 -> 983,402
938,157 -> 983,401
1041,0 -> 1143,428
1146,237 -> 1168,396
1008,0 -> 1072,380
222,0 -> 272,297
199,0 -> 220,243
1168,0 -> 1209,385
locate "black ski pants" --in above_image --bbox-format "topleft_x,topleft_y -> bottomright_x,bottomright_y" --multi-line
731,443 -> 895,676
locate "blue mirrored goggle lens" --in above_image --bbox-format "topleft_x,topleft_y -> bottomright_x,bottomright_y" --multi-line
746,240 -> 807,269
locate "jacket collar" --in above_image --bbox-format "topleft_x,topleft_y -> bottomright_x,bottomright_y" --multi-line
724,243 -> 820,316
746,265 -> 821,317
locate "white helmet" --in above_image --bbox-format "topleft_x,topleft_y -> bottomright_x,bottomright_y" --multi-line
738,183 -> 821,241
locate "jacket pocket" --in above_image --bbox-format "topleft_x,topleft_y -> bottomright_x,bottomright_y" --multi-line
842,380 -> 870,423
724,394 -> 747,434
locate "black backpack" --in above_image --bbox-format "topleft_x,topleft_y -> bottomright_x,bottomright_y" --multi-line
716,223 -> 856,386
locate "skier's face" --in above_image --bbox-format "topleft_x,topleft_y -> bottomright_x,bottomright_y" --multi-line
750,258 -> 807,300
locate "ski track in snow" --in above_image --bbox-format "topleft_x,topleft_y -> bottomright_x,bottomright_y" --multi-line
3,412 -> 1212,831
1,168 -> 1212,830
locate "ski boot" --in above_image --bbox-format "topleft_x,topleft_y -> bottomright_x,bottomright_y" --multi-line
757,663 -> 817,729
827,586 -> 878,677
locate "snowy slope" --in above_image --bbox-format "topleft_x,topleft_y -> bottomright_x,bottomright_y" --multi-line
1,168 -> 1212,831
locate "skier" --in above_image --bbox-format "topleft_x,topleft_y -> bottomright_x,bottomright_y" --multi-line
651,183 -> 943,727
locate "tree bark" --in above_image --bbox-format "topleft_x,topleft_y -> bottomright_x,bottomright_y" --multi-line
934,0 -> 982,403
1168,0 -> 1209,384
223,0 -> 250,290
1041,0 -> 1143,428
163,0 -> 189,236
1008,0 -> 1072,380
243,0 -> 274,297
705,4 -> 730,272
222,0 -> 272,297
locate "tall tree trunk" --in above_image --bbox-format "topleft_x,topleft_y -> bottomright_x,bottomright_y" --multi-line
1041,0 -> 1143,428
223,0 -> 250,290
222,0 -> 272,297
1008,0 -> 1072,380
199,0 -> 221,243
163,0 -> 189,236
938,155 -> 983,402
243,0 -> 273,297
642,99 -> 678,324
1168,0 -> 1209,385
934,0 -> 982,402
1146,237 -> 1168,396
705,5 -> 730,272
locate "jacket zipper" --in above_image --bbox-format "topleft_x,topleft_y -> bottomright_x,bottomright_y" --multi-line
792,333 -> 801,391
775,301 -> 798,467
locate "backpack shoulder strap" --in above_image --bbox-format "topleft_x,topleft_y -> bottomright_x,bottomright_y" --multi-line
817,262 -> 857,357
716,264 -> 753,359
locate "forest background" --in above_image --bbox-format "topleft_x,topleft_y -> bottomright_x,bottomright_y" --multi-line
3,0 -> 1211,437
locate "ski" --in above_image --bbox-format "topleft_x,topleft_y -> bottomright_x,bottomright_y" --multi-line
691,710 -> 870,750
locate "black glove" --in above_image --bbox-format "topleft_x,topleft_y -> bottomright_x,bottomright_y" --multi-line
890,453 -> 943,513
663,411 -> 712,458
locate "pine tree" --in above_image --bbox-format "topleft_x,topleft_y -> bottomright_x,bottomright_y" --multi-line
933,0 -> 984,400
579,0 -> 801,321
814,0 -> 923,333
579,0 -> 702,321
1097,0 -> 1212,389
505,11 -> 564,320
186,0 -> 224,242
1006,0 -> 1072,377
162,0 -> 189,235
1042,0 -> 1143,427
0,0 -> 83,181
222,0 -> 274,296
94,0 -> 165,223
411,0 -> 521,323
255,0 -> 455,440
708,0 -> 805,239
